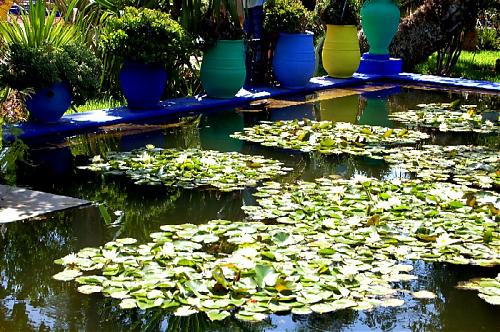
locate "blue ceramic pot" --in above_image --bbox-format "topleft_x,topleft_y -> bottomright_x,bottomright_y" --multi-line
120,61 -> 167,109
25,82 -> 71,123
273,32 -> 315,89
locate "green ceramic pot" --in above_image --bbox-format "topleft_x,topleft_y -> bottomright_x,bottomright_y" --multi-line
361,0 -> 400,55
200,39 -> 246,99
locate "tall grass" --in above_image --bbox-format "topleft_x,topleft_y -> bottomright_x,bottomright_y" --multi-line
415,51 -> 500,82
0,0 -> 81,48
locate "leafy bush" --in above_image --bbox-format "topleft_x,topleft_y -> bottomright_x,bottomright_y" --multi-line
99,6 -> 189,68
477,27 -> 499,50
0,43 -> 102,106
263,0 -> 309,34
198,0 -> 243,50
316,0 -> 358,25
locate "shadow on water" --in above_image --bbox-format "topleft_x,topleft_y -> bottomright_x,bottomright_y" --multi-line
0,84 -> 499,331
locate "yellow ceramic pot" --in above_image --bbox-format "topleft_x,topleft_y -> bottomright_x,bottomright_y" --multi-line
322,25 -> 360,78
318,94 -> 359,123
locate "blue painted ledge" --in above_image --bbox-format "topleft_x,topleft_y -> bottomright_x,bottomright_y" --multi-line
3,72 -> 499,142
387,73 -> 500,92
3,74 -> 377,142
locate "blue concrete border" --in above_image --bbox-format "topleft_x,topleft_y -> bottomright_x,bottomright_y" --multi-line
3,72 -> 499,142
387,73 -> 500,92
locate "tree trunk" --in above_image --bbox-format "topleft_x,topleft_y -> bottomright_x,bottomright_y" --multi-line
360,0 -> 482,71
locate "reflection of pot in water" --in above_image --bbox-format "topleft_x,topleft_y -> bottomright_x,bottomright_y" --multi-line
317,94 -> 359,123
358,87 -> 400,128
119,130 -> 167,151
200,111 -> 244,152
28,145 -> 74,178
270,103 -> 315,121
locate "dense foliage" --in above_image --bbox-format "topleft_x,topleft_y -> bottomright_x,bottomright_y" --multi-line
0,43 -> 102,106
263,0 -> 309,34
317,0 -> 358,25
198,0 -> 243,50
99,6 -> 189,68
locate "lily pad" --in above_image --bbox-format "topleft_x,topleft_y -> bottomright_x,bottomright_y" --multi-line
231,120 -> 428,159
80,147 -> 289,192
457,273 -> 500,305
384,145 -> 499,189
389,103 -> 499,133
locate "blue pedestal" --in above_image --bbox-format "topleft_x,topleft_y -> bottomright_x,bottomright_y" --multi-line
357,53 -> 402,75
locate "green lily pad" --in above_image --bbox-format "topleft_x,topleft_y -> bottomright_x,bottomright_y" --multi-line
230,120 -> 428,159
53,269 -> 82,281
389,103 -> 499,133
77,285 -> 103,294
206,310 -> 231,321
80,147 -> 289,192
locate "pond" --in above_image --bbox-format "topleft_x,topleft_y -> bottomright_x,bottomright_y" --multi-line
0,83 -> 499,331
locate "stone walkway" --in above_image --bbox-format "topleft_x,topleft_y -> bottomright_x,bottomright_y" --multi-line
0,185 -> 89,223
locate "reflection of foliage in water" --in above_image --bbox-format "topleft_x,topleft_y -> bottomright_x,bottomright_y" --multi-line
0,212 -> 79,330
71,175 -> 182,241
0,139 -> 28,185
68,132 -> 121,158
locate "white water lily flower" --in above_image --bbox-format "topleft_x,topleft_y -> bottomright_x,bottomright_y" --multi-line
336,122 -> 352,130
61,253 -> 79,265
103,249 -> 119,261
138,151 -> 153,163
436,233 -> 461,247
339,265 -> 359,279
200,157 -> 217,166
175,154 -> 188,165
91,155 -> 102,163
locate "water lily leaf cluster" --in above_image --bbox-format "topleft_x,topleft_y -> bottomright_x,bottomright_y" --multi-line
54,219 -> 423,321
243,176 -> 500,266
230,120 -> 429,158
456,273 -> 500,305
80,146 -> 290,191
388,103 -> 499,133
384,145 -> 500,189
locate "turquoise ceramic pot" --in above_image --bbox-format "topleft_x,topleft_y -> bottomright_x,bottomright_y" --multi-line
361,0 -> 400,55
200,40 -> 246,98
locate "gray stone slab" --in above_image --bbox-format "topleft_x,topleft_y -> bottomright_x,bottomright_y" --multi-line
0,185 -> 90,223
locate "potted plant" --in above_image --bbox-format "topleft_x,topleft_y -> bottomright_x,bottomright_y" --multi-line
0,1 -> 101,123
198,0 -> 246,99
99,7 -> 189,109
360,0 -> 400,56
317,0 -> 360,78
263,0 -> 315,89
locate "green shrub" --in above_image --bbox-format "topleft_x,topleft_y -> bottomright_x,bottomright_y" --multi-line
0,43 -> 102,106
99,7 -> 189,69
198,0 -> 243,50
477,27 -> 500,50
263,0 -> 309,34
316,0 -> 358,25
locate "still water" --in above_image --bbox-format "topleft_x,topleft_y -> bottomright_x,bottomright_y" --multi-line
1,84 -> 499,331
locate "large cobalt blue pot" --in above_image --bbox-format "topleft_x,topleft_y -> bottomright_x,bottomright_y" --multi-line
273,32 -> 315,89
120,61 -> 167,109
25,81 -> 71,123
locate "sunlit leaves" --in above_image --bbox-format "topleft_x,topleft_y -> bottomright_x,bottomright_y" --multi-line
80,146 -> 290,191
457,274 -> 500,305
54,218 -> 418,321
230,120 -> 429,158
244,176 -> 500,266
384,145 -> 499,189
389,103 -> 499,133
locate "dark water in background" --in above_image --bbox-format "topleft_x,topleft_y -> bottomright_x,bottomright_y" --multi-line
1,84 -> 499,331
